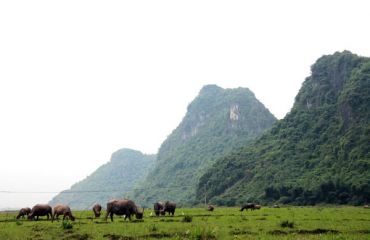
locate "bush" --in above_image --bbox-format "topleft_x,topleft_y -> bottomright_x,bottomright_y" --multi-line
148,224 -> 158,232
192,227 -> 216,240
280,220 -> 294,228
182,215 -> 193,223
62,220 -> 73,229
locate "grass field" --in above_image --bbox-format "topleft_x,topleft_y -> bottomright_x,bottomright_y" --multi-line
0,206 -> 369,239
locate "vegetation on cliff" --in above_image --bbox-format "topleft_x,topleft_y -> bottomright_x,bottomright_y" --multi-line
197,51 -> 370,206
134,85 -> 276,206
49,149 -> 155,209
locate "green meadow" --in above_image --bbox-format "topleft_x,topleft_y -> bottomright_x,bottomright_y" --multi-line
0,207 -> 369,239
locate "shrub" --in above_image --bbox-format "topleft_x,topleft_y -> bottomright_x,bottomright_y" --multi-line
182,215 -> 193,223
148,224 -> 158,232
192,227 -> 216,240
62,220 -> 73,230
280,220 -> 294,228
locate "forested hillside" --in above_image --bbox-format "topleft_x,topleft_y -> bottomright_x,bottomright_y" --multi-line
49,149 -> 155,209
197,51 -> 370,206
133,85 -> 276,206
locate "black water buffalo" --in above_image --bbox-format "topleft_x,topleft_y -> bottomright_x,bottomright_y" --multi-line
16,207 -> 31,219
153,202 -> 164,216
52,205 -> 75,222
93,203 -> 102,218
160,201 -> 176,216
28,204 -> 53,220
105,199 -> 143,221
240,203 -> 256,211
207,205 -> 215,211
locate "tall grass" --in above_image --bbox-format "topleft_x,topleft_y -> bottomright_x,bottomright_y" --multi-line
0,207 -> 369,239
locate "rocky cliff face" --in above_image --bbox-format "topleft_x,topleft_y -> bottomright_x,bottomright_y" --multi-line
197,51 -> 370,206
133,84 -> 277,206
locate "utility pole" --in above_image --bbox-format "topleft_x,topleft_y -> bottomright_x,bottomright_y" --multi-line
204,183 -> 207,207
204,181 -> 209,208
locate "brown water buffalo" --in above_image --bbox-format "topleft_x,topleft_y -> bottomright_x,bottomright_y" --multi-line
153,202 -> 164,216
93,203 -> 102,218
105,199 -> 143,221
160,201 -> 176,216
52,205 -> 75,222
207,205 -> 215,211
16,207 -> 31,219
240,203 -> 255,211
28,204 -> 53,220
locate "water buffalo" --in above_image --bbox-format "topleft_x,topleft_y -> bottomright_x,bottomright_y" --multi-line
52,205 -> 75,222
105,199 -> 143,221
93,203 -> 102,218
207,205 -> 215,211
160,201 -> 176,216
153,202 -> 164,216
16,207 -> 31,219
28,204 -> 53,220
240,203 -> 255,211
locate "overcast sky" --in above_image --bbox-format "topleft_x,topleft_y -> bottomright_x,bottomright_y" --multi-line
1,0 -> 369,209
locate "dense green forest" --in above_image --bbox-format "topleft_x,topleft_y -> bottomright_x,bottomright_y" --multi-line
49,149 -> 155,209
133,85 -> 276,206
197,51 -> 370,206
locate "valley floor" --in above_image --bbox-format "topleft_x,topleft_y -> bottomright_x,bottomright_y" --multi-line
0,206 -> 369,239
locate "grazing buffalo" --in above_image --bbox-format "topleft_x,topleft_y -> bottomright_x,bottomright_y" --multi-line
207,205 -> 215,211
52,205 -> 75,222
16,207 -> 31,219
254,204 -> 261,210
153,202 -> 164,216
240,203 -> 256,211
28,204 -> 53,220
105,199 -> 143,221
93,203 -> 102,218
160,201 -> 176,216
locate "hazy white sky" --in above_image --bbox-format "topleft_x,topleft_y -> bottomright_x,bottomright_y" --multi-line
1,0 -> 370,209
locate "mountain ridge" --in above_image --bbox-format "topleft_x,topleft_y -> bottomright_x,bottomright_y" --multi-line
196,51 -> 370,206
49,148 -> 155,209
133,84 -> 277,206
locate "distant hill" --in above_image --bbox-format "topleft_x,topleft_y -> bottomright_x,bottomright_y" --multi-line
197,51 -> 370,206
133,85 -> 277,206
49,149 -> 155,209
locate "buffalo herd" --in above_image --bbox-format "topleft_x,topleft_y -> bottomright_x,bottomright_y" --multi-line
16,200 -> 265,222
240,203 -> 262,211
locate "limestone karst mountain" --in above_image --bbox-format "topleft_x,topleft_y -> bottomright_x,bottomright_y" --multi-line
197,51 -> 370,206
133,85 -> 277,206
49,149 -> 155,209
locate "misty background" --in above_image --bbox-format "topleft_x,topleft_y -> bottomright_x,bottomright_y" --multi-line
1,0 -> 370,209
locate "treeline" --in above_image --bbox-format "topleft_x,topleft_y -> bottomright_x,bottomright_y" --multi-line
264,180 -> 370,205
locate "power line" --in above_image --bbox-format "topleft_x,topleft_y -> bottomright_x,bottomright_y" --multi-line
0,185 -> 195,194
